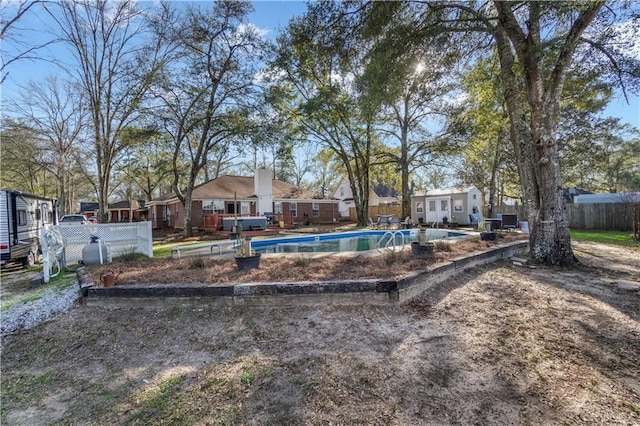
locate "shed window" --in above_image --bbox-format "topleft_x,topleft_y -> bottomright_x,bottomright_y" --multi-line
440,200 -> 449,211
416,202 -> 424,213
453,199 -> 463,212
428,201 -> 436,212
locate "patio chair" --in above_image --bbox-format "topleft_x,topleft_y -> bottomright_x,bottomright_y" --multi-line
469,213 -> 480,230
368,217 -> 377,229
501,214 -> 518,230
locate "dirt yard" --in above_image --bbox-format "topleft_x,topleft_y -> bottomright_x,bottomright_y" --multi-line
1,239 -> 638,425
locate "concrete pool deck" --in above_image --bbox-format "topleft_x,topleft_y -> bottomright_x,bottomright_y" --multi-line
77,240 -> 529,307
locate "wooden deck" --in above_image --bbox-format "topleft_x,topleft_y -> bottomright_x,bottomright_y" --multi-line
202,225 -> 284,239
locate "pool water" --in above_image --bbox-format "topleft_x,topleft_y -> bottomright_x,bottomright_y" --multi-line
251,229 -> 465,254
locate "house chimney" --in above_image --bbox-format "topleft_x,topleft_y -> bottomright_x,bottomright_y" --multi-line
254,168 -> 273,215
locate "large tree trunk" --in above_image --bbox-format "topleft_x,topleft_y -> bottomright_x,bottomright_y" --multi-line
349,170 -> 370,227
182,191 -> 193,238
492,2 -> 602,266
494,24 -> 575,265
400,113 -> 411,220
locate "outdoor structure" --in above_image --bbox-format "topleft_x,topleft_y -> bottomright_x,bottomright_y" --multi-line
573,192 -> 640,204
562,188 -> 592,204
332,178 -> 401,219
79,202 -> 99,219
107,200 -> 146,223
0,190 -> 58,267
411,186 -> 483,226
146,170 -> 340,230
79,200 -> 146,223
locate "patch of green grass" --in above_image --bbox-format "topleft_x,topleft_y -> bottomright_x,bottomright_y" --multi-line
570,229 -> 637,247
152,241 -> 204,258
129,375 -> 187,423
241,371 -> 255,387
1,370 -> 60,422
0,270 -> 77,312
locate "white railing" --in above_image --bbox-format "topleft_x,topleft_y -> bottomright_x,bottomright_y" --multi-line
50,221 -> 153,267
375,230 -> 406,251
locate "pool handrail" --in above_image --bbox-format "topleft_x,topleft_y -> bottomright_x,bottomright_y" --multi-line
375,230 -> 406,251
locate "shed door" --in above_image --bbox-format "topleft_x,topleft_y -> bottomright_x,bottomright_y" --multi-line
426,198 -> 450,223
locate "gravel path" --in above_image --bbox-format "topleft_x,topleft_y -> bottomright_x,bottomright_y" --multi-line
0,283 -> 80,346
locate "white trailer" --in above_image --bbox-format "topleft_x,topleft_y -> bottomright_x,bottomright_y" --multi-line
0,190 -> 58,267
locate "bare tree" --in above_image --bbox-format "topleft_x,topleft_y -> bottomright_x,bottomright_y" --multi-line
10,76 -> 91,215
0,0 -> 56,83
45,0 -> 169,222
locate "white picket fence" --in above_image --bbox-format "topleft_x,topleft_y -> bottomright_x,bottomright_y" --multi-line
46,221 -> 153,268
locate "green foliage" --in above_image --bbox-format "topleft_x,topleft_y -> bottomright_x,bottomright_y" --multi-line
452,53 -> 519,199
271,1 -> 379,226
557,67 -> 640,193
240,371 -> 254,387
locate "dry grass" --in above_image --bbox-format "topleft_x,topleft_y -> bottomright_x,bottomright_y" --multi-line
2,240 -> 638,425
86,234 -> 527,286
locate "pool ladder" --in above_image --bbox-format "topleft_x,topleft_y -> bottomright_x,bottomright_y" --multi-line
375,230 -> 406,251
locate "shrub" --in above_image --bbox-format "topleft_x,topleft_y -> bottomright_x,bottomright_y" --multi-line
293,256 -> 311,267
114,246 -> 143,262
434,240 -> 452,252
189,257 -> 205,269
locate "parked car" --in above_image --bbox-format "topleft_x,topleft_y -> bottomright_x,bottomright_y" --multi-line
59,214 -> 89,225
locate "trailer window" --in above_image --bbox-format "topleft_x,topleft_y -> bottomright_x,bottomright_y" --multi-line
18,210 -> 27,226
36,209 -> 42,220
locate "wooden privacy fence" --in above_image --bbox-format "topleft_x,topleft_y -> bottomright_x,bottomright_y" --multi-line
566,203 -> 636,231
350,202 -> 637,231
349,205 -> 403,222
493,203 -> 636,231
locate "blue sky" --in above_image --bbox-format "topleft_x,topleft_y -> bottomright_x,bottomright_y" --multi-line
1,0 -> 638,129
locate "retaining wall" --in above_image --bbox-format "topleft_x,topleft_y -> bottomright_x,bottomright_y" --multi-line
77,240 -> 529,308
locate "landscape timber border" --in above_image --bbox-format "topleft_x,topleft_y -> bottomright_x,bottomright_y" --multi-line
76,240 -> 529,308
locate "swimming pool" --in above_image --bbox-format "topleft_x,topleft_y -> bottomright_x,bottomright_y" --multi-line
250,229 -> 466,254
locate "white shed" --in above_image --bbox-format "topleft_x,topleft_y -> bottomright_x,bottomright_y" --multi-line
411,186 -> 483,226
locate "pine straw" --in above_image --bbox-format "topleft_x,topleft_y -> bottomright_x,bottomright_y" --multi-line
86,234 -> 528,286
